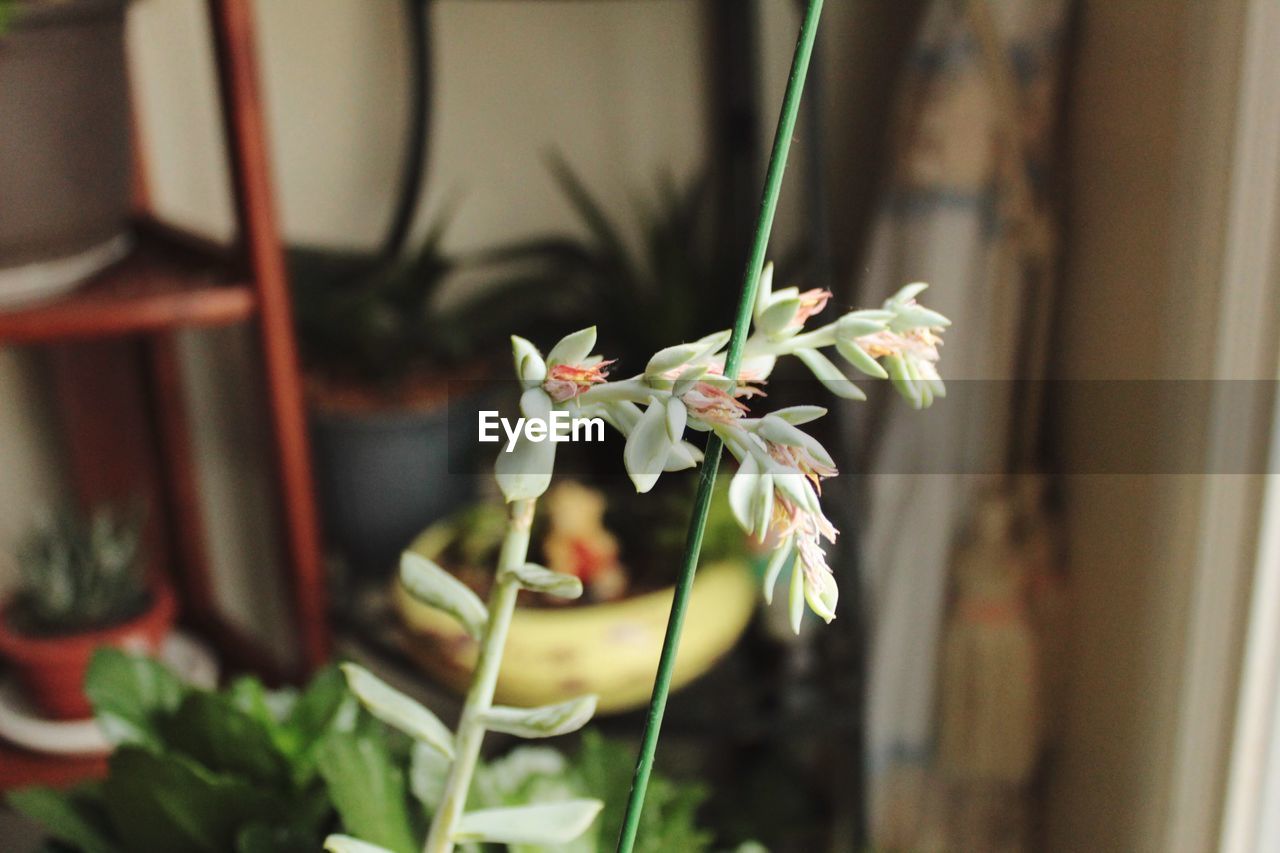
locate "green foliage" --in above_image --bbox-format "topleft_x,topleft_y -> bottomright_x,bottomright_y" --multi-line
462,731 -> 714,853
316,730 -> 419,853
573,731 -> 714,853
485,157 -> 741,373
10,506 -> 149,636
7,649 -> 420,853
289,225 -> 457,386
290,217 -> 580,388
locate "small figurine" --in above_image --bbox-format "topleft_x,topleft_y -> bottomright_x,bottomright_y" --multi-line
542,482 -> 628,602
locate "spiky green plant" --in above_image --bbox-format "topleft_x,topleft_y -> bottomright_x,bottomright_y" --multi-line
10,505 -> 149,636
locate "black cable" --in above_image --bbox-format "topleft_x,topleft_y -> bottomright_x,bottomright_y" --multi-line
378,0 -> 433,265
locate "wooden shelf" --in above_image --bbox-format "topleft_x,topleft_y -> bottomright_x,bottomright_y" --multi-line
0,0 -> 332,795
0,221 -> 257,346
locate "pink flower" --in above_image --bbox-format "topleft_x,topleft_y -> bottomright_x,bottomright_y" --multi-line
789,288 -> 833,328
543,360 -> 614,403
680,381 -> 760,424
855,326 -> 942,362
767,441 -> 838,493
770,490 -> 840,622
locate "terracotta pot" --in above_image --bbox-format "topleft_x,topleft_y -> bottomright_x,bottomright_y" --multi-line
0,583 -> 176,720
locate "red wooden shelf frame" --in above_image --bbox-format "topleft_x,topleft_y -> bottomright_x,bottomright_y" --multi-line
0,0 -> 332,792
0,219 -> 256,345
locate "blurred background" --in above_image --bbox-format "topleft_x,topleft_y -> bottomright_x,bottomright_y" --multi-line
1,1 -> 1279,851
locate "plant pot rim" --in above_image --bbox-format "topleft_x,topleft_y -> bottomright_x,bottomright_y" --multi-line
0,581 -> 176,663
5,0 -> 128,30
406,523 -> 750,619
307,367 -> 491,422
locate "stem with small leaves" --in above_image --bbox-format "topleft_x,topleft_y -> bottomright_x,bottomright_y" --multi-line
422,498 -> 536,853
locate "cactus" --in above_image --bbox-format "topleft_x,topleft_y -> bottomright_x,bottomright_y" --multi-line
10,505 -> 149,636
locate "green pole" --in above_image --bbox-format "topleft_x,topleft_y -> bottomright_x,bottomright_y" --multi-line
615,3 -> 825,850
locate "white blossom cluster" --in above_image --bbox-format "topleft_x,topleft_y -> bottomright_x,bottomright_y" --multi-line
496,264 -> 950,630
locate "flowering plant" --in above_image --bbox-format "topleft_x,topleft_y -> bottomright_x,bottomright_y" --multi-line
326,266 -> 948,853
498,267 -> 947,628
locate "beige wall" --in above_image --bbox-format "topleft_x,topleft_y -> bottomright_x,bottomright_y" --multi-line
1048,0 -> 1189,846
0,351 -> 67,590
1047,1 -> 1256,850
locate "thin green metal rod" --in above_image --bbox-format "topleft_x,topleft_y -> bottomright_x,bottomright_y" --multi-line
615,3 -> 825,850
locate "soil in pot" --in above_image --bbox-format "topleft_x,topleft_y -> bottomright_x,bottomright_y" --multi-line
0,582 -> 176,720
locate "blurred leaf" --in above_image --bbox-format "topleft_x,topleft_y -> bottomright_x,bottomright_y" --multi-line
480,695 -> 598,739
788,559 -> 806,634
757,297 -> 801,336
454,800 -> 603,846
235,823 -> 319,853
762,540 -> 794,606
835,338 -> 889,379
399,552 -> 488,641
572,730 -> 712,853
409,740 -> 450,815
156,693 -> 295,789
316,731 -> 418,853
505,562 -> 582,599
84,649 -> 188,749
339,664 -> 454,759
547,154 -> 629,267
768,405 -> 827,426
100,747 -> 282,852
323,836 -> 398,853
728,454 -> 765,537
7,785 -> 120,853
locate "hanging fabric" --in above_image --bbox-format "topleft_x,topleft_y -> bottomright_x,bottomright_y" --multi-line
851,0 -> 1074,849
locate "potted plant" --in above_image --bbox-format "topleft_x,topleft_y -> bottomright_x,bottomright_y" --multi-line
492,157 -> 746,373
10,649 -> 737,852
0,506 -> 175,719
393,478 -> 759,713
295,220 -> 580,581
0,0 -> 133,308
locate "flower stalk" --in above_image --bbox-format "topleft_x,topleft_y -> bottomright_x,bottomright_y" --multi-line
615,1 -> 823,848
422,498 -> 535,853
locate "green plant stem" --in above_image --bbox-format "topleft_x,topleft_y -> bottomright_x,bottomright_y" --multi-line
615,2 -> 826,851
423,498 -> 536,853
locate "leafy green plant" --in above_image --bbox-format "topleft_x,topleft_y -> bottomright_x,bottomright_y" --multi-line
9,650 -> 736,853
459,731 -> 714,853
486,158 -> 742,374
291,219 -> 579,390
9,506 -> 149,636
8,649 -> 422,853
569,731 -> 713,853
